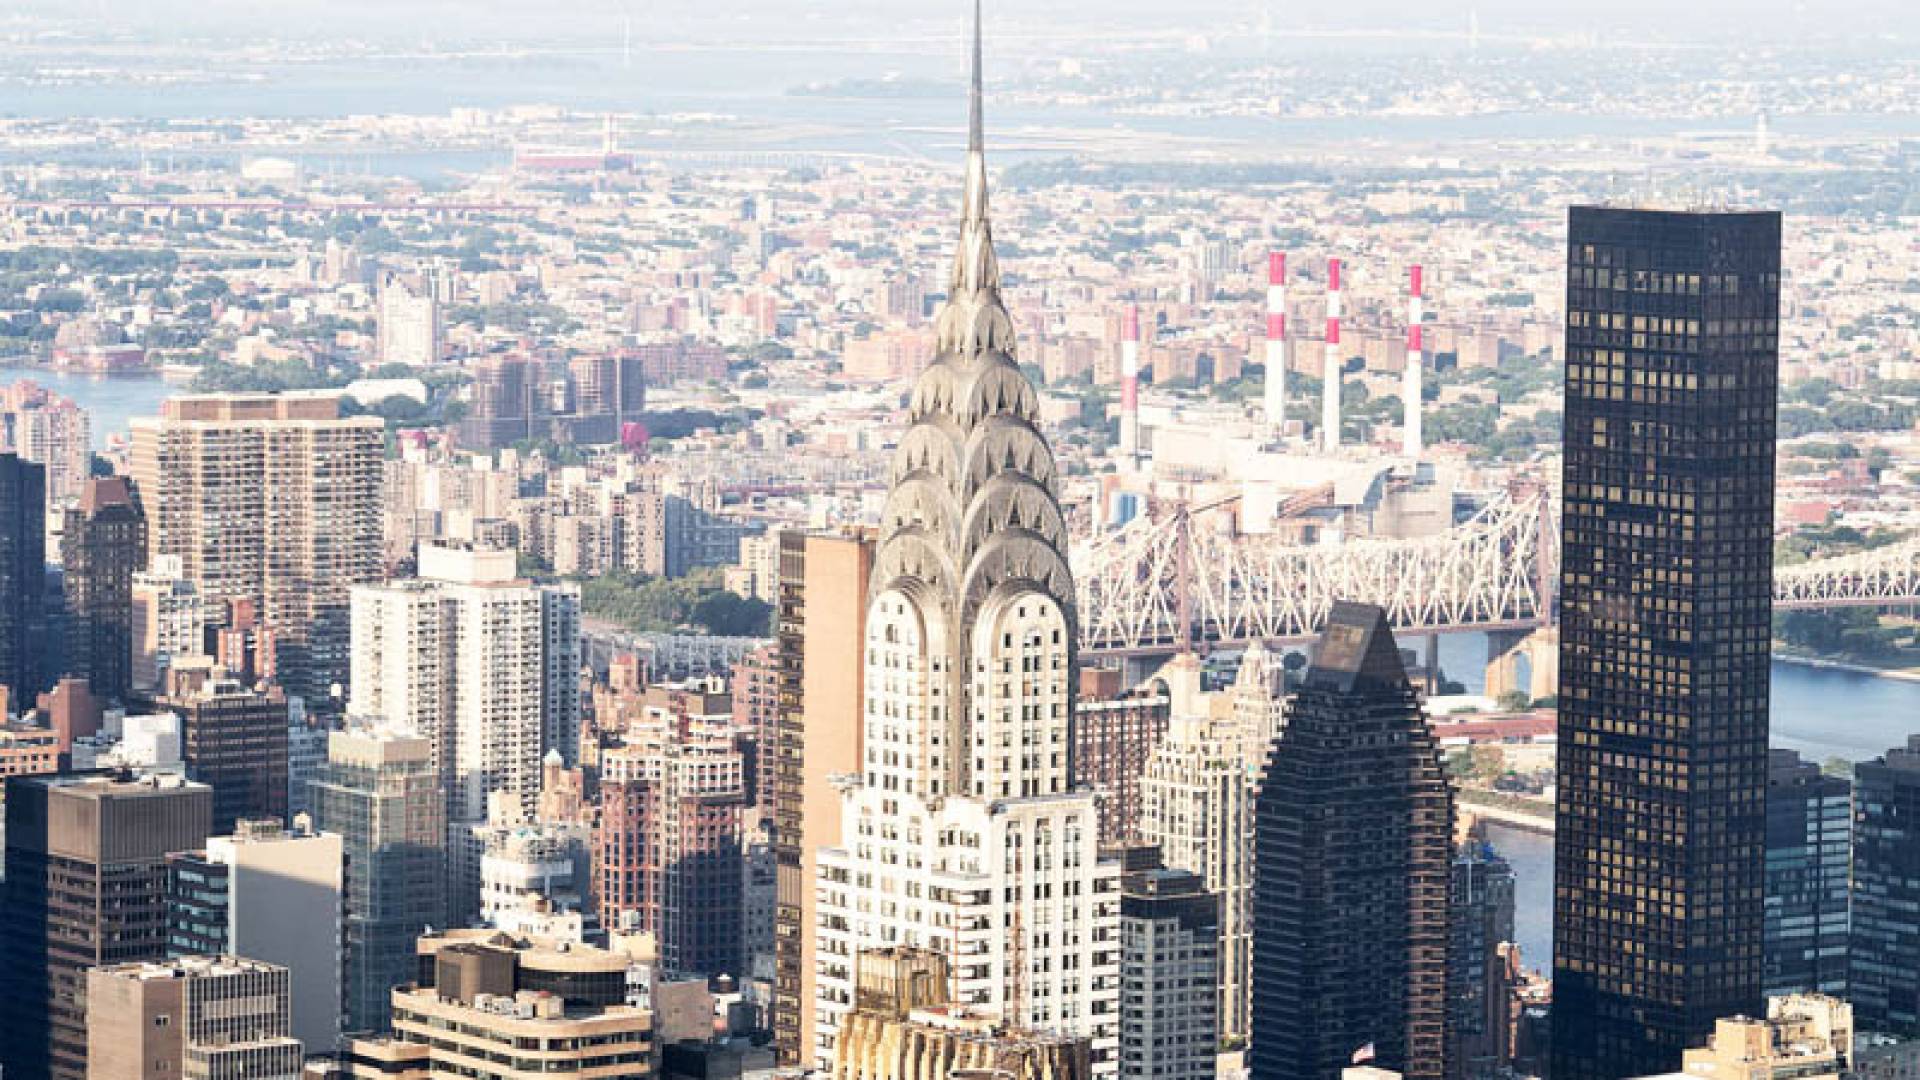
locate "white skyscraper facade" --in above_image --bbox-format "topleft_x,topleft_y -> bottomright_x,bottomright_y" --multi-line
814,11 -> 1120,1076
349,543 -> 581,835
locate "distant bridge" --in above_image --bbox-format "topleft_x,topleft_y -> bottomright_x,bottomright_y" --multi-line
1073,489 -> 1920,658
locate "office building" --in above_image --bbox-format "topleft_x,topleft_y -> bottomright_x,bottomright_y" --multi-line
1120,862 -> 1220,1080
86,955 -> 304,1080
350,543 -> 582,834
152,667 -> 291,833
1553,208 -> 1781,1079
770,531 -> 873,1065
130,393 -> 385,703
60,476 -> 146,703
310,727 -> 448,1033
1451,837 -> 1518,1080
1073,666 -> 1170,845
829,948 -> 1093,1080
813,19 -> 1120,1074
0,452 -> 47,703
1765,750 -> 1850,999
166,818 -> 345,1053
1627,994 -> 1853,1080
1852,736 -> 1920,1034
1,771 -> 213,1080
1250,602 -> 1453,1080
1140,684 -> 1252,1042
385,932 -> 655,1078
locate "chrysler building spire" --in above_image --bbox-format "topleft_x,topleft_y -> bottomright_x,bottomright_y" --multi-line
870,0 -> 1076,800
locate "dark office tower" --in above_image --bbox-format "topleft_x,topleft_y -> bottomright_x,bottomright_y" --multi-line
1250,602 -> 1453,1080
61,477 -> 146,704
310,727 -> 447,1034
153,669 -> 290,833
0,452 -> 47,704
1551,207 -> 1781,1080
1765,749 -> 1852,999
1450,838 -> 1517,1080
1851,736 -> 1920,1034
1,772 -> 212,1080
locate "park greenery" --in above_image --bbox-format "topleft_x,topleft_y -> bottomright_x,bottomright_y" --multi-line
575,568 -> 772,638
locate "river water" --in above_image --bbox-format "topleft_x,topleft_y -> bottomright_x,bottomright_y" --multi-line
0,366 -> 181,450
1438,632 -> 1920,974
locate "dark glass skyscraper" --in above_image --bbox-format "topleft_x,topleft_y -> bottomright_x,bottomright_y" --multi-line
1552,207 -> 1781,1079
61,476 -> 146,704
1251,602 -> 1452,1080
1851,736 -> 1920,1034
1764,749 -> 1851,999
0,452 -> 47,705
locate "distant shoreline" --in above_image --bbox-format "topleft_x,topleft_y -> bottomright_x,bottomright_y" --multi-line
1773,650 -> 1920,684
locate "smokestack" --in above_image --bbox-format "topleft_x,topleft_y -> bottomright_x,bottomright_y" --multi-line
1405,264 -> 1424,460
1120,304 -> 1142,467
1264,252 -> 1287,432
1322,257 -> 1342,452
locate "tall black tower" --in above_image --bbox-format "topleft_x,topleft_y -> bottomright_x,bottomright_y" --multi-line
1552,207 -> 1780,1079
1251,602 -> 1452,1080
0,452 -> 47,706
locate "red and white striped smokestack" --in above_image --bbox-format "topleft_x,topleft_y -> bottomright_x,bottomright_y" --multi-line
1264,252 -> 1287,431
1322,257 -> 1343,452
1404,264 -> 1425,460
1120,304 -> 1142,466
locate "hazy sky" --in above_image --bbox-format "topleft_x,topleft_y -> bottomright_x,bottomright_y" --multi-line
13,0 -> 1919,46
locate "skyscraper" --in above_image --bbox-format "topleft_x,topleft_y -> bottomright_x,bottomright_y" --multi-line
1850,736 -> 1920,1034
350,542 -> 582,838
1119,859 -> 1220,1080
771,530 -> 873,1064
813,10 -> 1120,1073
1450,837 -> 1518,1079
1552,207 -> 1780,1079
130,393 -> 385,704
2,771 -> 213,1080
1250,602 -> 1452,1080
60,476 -> 146,704
0,452 -> 47,704
1765,749 -> 1851,999
151,668 -> 291,833
310,727 -> 447,1033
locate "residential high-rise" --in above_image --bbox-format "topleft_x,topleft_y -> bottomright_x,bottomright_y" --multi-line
350,542 -> 582,836
1,771 -> 213,1080
151,668 -> 291,833
771,530 -> 873,1065
1552,208 -> 1780,1079
1850,736 -> 1920,1034
60,476 -> 146,703
813,15 -> 1121,1073
1250,602 -> 1453,1080
310,727 -> 448,1033
458,354 -> 543,451
130,393 -> 385,703
1765,750 -> 1851,999
165,818 -> 345,1053
378,271 -> 443,367
132,554 -> 208,694
598,726 -> 749,977
0,379 -> 91,511
86,955 -> 304,1080
1140,665 -> 1252,1043
1073,666 -> 1170,845
0,452 -> 48,703
1120,860 -> 1220,1080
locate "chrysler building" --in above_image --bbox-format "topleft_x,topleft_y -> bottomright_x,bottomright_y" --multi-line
813,4 -> 1120,1074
